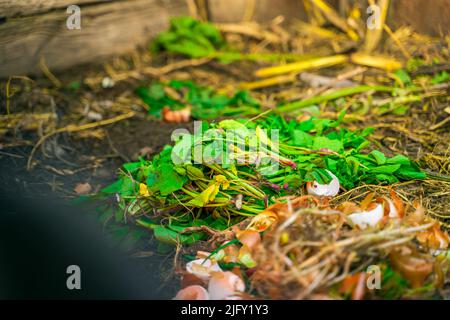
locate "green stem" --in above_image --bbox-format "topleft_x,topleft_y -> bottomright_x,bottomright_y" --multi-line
268,176 -> 286,183
241,204 -> 265,214
276,85 -> 395,113
424,170 -> 450,182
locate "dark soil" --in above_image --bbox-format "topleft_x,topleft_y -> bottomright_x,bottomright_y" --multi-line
0,117 -> 193,299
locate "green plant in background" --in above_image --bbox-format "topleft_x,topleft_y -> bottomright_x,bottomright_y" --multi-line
136,80 -> 261,119
152,16 -> 226,59
151,16 -> 312,63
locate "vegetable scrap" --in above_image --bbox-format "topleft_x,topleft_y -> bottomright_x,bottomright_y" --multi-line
92,8 -> 450,299
173,191 -> 449,300
102,113 -> 429,248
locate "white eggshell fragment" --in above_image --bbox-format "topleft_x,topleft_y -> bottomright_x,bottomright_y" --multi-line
387,199 -> 399,218
307,170 -> 340,197
174,285 -> 210,300
208,271 -> 245,300
347,204 -> 384,229
186,258 -> 222,281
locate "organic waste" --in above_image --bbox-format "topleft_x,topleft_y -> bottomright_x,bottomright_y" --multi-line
102,112 -> 429,247
93,3 -> 450,299
173,191 -> 450,300
3,0 -> 449,301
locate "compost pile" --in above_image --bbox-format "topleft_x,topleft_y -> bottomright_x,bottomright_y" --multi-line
102,5 -> 450,298
1,0 -> 449,300
103,2 -> 450,299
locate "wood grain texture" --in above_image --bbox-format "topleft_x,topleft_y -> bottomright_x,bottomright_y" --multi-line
0,0 -> 447,78
0,0 -> 187,77
0,0 -> 114,17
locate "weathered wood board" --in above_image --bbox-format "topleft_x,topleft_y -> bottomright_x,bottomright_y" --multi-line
0,0 -> 112,17
0,0 -> 448,78
0,0 -> 187,77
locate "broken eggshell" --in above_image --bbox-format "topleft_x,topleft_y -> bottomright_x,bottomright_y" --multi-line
347,203 -> 384,229
174,285 -> 210,300
236,229 -> 261,250
208,271 -> 245,300
186,258 -> 222,281
306,170 -> 340,197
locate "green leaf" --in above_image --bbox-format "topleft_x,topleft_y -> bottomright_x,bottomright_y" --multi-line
153,225 -> 204,245
370,150 -> 387,165
123,161 -> 142,172
305,168 -> 332,184
292,130 -> 313,147
153,225 -> 180,245
386,155 -> 411,165
394,69 -> 412,85
369,164 -> 401,174
104,176 -> 136,197
154,163 -> 188,195
151,16 -> 224,59
219,119 -> 248,131
284,174 -> 303,188
312,136 -> 343,152
186,165 -> 205,180
171,134 -> 193,164
431,71 -> 449,85
375,174 -> 399,184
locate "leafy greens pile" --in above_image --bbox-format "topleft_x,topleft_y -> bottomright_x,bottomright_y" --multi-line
102,114 -> 426,246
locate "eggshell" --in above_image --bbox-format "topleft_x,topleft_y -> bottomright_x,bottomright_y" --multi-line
174,285 -> 209,300
306,170 -> 340,197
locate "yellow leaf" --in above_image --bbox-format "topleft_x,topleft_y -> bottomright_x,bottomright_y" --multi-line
215,175 -> 230,190
187,183 -> 220,206
139,183 -> 150,197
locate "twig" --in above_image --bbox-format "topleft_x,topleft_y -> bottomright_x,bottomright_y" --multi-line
5,76 -> 33,115
383,24 -> 411,59
39,56 -> 62,88
27,111 -> 135,170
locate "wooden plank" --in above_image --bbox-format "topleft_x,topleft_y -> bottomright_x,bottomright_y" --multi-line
0,0 -> 187,77
0,0 -> 115,17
